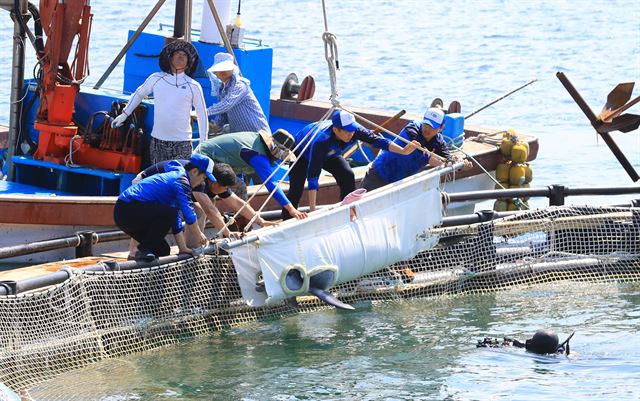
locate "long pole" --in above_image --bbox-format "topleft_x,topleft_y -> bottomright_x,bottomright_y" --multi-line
93,0 -> 167,90
465,79 -> 537,119
349,110 -> 448,164
6,1 -> 29,181
343,109 -> 406,159
185,0 -> 193,42
173,0 -> 186,39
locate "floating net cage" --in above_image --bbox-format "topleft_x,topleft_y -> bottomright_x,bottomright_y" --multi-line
1,204 -> 639,395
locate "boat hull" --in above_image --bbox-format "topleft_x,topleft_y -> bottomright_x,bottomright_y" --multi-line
0,99 -> 538,263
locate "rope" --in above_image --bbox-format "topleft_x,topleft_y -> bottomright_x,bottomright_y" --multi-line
441,191 -> 451,216
215,0 -> 345,235
323,32 -> 340,107
321,0 -> 340,107
447,139 -> 529,210
215,107 -> 337,236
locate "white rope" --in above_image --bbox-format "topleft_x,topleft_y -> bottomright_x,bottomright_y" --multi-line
213,0 -> 348,235
323,31 -> 340,107
216,107 -> 337,235
321,0 -> 340,107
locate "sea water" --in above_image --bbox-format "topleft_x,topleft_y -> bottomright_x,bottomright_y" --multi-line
0,0 -> 639,399
27,282 -> 640,400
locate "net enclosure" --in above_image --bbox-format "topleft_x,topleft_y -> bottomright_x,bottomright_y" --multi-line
1,204 -> 639,395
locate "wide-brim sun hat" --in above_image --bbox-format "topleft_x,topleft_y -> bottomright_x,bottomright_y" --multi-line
259,129 -> 296,162
158,40 -> 199,77
208,52 -> 236,73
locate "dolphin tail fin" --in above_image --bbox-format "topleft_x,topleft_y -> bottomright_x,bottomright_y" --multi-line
308,287 -> 355,310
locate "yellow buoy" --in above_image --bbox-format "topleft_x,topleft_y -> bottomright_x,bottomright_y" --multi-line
510,183 -> 531,201
495,181 -> 509,200
500,137 -> 515,157
509,163 -> 526,186
524,163 -> 533,184
507,200 -> 519,211
511,141 -> 529,164
494,199 -> 508,212
496,161 -> 511,183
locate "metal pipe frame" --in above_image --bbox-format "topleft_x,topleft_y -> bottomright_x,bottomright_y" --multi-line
6,0 -> 29,180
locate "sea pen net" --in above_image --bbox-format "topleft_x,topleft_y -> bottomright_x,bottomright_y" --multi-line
1,204 -> 638,395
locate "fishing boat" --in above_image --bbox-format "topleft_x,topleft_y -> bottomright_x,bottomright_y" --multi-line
0,0 -> 537,264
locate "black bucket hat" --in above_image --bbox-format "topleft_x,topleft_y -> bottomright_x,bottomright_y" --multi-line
158,40 -> 199,78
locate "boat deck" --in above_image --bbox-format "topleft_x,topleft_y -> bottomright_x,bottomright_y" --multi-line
0,179 -> 74,195
0,251 -> 126,283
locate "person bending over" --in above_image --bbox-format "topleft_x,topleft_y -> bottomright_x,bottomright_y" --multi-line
283,110 -> 420,219
196,129 -> 308,220
114,157 -> 212,262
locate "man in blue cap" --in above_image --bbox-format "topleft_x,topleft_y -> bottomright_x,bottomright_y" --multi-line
114,154 -> 215,262
360,107 -> 472,192
283,109 -> 421,219
124,153 -> 271,258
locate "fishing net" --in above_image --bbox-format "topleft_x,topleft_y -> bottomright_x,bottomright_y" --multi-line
1,204 -> 639,397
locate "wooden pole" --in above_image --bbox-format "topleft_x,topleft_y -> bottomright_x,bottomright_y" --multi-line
93,0 -> 167,89
343,109 -> 406,159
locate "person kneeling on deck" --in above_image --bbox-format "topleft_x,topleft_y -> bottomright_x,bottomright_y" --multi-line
360,107 -> 472,192
195,130 -> 308,220
283,110 -> 421,219
114,156 -> 212,262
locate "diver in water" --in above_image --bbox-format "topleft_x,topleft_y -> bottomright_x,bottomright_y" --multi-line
476,329 -> 575,355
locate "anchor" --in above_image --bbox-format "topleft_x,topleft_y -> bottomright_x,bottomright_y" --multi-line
556,72 -> 640,182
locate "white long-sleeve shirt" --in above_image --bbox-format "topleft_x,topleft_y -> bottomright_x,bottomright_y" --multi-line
122,72 -> 208,143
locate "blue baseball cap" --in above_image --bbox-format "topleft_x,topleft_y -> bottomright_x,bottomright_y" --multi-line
190,153 -> 217,182
331,110 -> 362,132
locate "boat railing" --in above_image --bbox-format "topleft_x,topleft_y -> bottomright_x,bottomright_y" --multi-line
157,22 -> 264,46
0,185 -> 638,263
0,209 -> 514,297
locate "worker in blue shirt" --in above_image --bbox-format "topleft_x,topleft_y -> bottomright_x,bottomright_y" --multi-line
360,107 -> 472,191
125,156 -> 270,259
133,157 -> 275,236
196,129 -> 308,220
283,110 -> 421,219
114,155 -> 214,262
